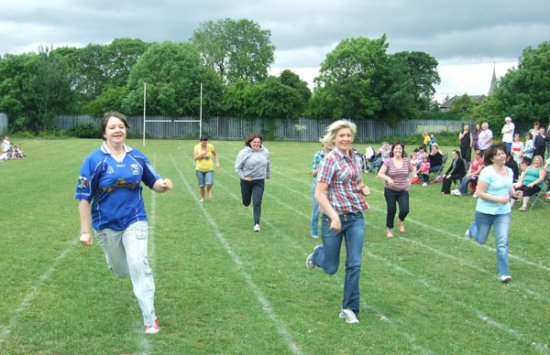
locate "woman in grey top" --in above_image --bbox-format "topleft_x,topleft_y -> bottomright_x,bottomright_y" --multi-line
234,133 -> 271,232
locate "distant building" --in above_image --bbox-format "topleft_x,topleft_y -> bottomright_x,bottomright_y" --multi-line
439,95 -> 486,112
440,65 -> 497,111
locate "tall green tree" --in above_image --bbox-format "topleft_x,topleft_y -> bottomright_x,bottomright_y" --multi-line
54,38 -> 149,110
0,47 -> 74,131
191,18 -> 275,84
122,41 -> 223,116
491,41 -> 550,125
389,51 -> 440,112
311,35 -> 390,120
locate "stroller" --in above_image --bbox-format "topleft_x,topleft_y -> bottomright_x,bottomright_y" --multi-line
363,146 -> 376,172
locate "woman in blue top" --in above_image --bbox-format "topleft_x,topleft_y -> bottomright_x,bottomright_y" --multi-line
76,112 -> 173,334
464,144 -> 522,283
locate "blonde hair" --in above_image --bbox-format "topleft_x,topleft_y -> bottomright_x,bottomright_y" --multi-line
320,120 -> 357,146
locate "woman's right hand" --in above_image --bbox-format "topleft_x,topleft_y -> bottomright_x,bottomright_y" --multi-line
80,232 -> 92,246
329,215 -> 342,232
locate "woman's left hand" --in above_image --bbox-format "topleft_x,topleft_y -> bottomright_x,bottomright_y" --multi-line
159,178 -> 174,190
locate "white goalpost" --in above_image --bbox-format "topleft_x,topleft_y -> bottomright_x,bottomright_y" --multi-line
142,82 -> 203,146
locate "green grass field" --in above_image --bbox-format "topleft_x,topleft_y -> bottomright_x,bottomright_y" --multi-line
0,138 -> 549,354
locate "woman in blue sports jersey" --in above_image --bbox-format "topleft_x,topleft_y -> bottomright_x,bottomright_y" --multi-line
75,112 -> 173,334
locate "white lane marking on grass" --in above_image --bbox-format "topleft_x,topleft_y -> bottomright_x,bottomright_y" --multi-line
399,236 -> 550,304
362,303 -> 436,355
171,155 -> 303,355
0,239 -> 77,347
136,153 -> 159,355
219,154 -> 549,349
217,165 -> 434,352
368,251 -> 548,354
363,185 -> 550,273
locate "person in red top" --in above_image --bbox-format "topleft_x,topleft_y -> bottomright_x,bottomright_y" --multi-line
452,150 -> 485,196
378,142 -> 414,238
305,119 -> 370,324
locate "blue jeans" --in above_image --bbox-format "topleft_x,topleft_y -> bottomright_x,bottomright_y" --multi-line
310,182 -> 320,237
311,212 -> 365,314
458,175 -> 477,194
195,170 -> 213,187
383,188 -> 409,229
468,212 -> 511,277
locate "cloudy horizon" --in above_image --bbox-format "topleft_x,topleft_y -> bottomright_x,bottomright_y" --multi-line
1,0 -> 548,102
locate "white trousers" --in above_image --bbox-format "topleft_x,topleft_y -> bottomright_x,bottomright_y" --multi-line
96,221 -> 156,326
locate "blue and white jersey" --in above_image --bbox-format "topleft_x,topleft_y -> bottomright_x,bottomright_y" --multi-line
75,142 -> 161,231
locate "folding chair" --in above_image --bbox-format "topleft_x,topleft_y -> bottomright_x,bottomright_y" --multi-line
528,181 -> 549,211
430,154 -> 448,182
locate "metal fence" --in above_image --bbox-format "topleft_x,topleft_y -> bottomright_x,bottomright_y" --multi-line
0,113 -> 8,135
55,115 -> 466,142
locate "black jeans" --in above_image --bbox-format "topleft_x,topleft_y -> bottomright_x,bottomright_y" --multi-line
240,179 -> 265,225
384,188 -> 409,229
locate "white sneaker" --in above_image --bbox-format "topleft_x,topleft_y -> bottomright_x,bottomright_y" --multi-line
339,309 -> 359,324
306,245 -> 322,270
422,183 -> 428,187
464,228 -> 471,240
253,224 -> 260,232
452,190 -> 462,196
498,275 -> 512,283
473,192 -> 478,198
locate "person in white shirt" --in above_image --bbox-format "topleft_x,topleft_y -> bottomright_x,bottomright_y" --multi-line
477,122 -> 493,154
501,116 -> 515,154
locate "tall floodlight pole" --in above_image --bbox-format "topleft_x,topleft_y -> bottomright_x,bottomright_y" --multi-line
199,83 -> 203,137
142,82 -> 146,146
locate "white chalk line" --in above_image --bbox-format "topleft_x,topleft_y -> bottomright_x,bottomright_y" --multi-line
171,154 -> 303,355
220,151 -> 549,350
0,239 -> 77,347
367,252 -> 547,354
215,158 -> 434,353
269,174 -> 549,349
275,169 -> 550,274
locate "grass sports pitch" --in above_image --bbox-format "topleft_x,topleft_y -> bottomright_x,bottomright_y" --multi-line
0,138 -> 548,354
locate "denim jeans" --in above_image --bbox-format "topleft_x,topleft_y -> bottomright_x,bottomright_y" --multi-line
310,182 -> 320,237
240,179 -> 265,225
95,221 -> 157,326
468,211 -> 511,277
383,188 -> 409,229
195,170 -> 213,187
458,175 -> 477,194
311,212 -> 365,314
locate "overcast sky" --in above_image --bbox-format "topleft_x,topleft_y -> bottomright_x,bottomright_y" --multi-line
1,0 -> 549,102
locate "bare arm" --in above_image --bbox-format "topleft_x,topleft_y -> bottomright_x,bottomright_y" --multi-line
78,200 -> 93,246
212,149 -> 220,168
378,163 -> 395,188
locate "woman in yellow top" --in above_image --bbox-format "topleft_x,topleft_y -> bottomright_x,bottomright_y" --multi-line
422,132 -> 431,147
193,136 -> 220,202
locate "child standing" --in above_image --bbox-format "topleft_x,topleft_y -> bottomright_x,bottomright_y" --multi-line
510,133 -> 524,165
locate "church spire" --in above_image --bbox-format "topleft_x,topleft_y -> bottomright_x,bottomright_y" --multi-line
488,62 -> 497,95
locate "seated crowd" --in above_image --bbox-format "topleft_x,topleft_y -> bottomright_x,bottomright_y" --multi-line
1,135 -> 25,160
363,128 -> 548,212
